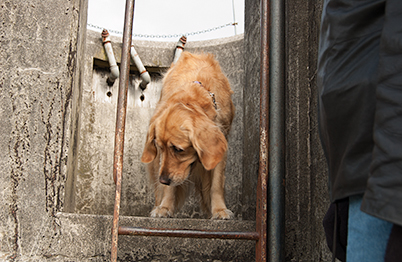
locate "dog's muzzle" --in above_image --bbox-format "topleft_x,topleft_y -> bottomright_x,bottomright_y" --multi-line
159,161 -> 197,186
159,172 -> 171,185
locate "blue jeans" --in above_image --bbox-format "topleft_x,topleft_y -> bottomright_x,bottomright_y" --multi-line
347,195 -> 393,261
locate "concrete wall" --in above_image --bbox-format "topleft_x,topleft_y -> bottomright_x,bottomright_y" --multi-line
0,0 -> 88,260
244,0 -> 332,261
285,1 -> 332,261
0,0 -> 334,261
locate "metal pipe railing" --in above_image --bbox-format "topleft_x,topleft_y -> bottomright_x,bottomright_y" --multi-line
110,0 -> 135,261
119,226 -> 260,240
256,0 -> 270,260
268,0 -> 285,260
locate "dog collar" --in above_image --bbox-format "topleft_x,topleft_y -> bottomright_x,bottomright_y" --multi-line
193,81 -> 217,110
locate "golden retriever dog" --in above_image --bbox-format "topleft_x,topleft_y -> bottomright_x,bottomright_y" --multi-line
141,52 -> 235,219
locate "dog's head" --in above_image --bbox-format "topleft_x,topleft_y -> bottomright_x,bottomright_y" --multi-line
141,103 -> 227,186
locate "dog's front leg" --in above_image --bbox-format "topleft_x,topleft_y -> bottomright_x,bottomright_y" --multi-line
210,156 -> 234,219
150,184 -> 176,218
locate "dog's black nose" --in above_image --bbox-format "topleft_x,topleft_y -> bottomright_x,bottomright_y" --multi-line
159,175 -> 171,185
159,170 -> 172,185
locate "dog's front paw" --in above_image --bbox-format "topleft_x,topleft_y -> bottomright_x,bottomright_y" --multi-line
150,206 -> 173,218
211,209 -> 234,220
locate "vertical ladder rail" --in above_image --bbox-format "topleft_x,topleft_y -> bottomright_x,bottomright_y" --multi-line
256,0 -> 270,260
111,0 -> 135,261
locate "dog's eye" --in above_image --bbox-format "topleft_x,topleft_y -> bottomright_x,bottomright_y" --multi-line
172,145 -> 184,153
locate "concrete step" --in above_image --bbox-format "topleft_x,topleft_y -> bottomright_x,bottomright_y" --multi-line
55,213 -> 256,261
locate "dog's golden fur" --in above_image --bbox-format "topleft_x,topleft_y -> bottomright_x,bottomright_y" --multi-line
141,52 -> 235,219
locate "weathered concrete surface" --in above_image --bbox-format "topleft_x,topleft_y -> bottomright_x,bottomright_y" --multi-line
243,0 -> 261,222
0,0 -> 88,260
53,214 -> 255,261
285,1 -> 333,261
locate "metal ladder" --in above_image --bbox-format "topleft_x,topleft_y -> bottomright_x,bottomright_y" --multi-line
110,0 -> 284,261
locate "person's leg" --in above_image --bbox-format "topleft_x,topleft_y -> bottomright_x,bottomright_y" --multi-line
347,195 -> 393,261
385,224 -> 402,262
323,198 -> 349,261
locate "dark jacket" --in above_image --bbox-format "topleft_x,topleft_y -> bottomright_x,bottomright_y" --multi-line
317,0 -> 402,226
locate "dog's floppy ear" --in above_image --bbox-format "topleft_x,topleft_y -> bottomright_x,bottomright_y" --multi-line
190,117 -> 228,170
141,121 -> 157,163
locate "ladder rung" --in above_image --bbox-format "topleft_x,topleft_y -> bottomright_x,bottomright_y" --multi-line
118,226 -> 260,240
